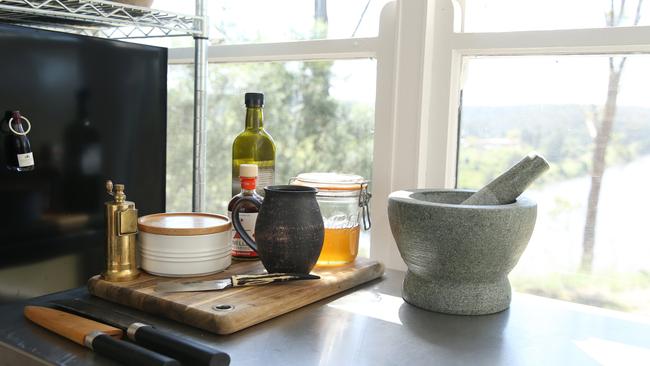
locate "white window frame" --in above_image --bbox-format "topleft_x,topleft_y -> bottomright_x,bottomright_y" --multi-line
423,0 -> 650,194
378,0 -> 650,270
409,0 -> 650,270
168,0 -> 434,270
168,0 -> 650,270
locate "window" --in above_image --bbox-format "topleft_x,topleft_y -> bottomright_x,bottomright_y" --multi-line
211,0 -> 393,43
423,0 -> 650,316
167,60 -> 376,215
463,0 -> 650,32
160,0 -> 650,316
164,0 -> 402,259
147,0 -> 392,46
458,55 -> 650,315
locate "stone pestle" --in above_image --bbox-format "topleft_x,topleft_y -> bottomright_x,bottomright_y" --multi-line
461,152 -> 550,205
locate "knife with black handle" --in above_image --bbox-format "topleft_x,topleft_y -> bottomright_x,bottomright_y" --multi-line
24,306 -> 180,366
126,322 -> 230,366
51,298 -> 231,366
87,331 -> 180,366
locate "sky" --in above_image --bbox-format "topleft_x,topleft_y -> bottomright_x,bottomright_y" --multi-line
463,55 -> 650,107
462,0 -> 650,107
151,0 -> 384,105
149,0 -> 649,108
464,0 -> 650,32
151,0 -> 389,42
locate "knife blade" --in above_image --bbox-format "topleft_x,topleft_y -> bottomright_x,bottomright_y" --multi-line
24,306 -> 180,366
154,273 -> 321,293
50,298 -> 230,366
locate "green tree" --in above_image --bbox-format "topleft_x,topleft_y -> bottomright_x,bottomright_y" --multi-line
166,0 -> 374,214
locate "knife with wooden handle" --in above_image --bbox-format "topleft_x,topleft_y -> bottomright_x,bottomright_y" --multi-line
24,306 -> 180,366
154,273 -> 321,293
51,298 -> 231,366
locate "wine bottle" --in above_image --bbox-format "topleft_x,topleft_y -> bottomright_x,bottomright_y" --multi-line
4,110 -> 34,171
232,93 -> 276,197
228,164 -> 263,260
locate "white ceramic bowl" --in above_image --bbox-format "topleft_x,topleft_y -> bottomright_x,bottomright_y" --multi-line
137,213 -> 231,277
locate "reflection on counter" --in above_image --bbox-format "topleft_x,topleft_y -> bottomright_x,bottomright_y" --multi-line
0,254 -> 83,302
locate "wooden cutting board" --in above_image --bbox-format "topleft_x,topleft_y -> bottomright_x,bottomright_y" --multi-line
87,258 -> 384,335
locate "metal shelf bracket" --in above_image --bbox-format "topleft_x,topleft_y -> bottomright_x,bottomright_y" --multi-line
0,0 -> 203,38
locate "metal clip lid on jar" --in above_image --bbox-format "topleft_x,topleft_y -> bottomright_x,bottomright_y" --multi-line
290,172 -> 371,230
137,213 -> 232,277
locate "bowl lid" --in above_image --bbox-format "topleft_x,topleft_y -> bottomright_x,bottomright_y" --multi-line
138,213 -> 230,236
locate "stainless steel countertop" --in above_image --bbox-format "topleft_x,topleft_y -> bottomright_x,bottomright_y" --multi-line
1,269 -> 650,366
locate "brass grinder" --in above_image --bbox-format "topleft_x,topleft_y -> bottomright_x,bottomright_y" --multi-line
102,180 -> 139,282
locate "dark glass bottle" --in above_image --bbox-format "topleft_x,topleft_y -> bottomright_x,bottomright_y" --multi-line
228,164 -> 263,260
4,110 -> 34,171
231,93 -> 276,197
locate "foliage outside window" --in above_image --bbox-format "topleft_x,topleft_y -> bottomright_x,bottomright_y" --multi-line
167,60 -> 375,214
165,1 -> 377,257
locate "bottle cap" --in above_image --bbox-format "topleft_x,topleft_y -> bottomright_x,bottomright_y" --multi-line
239,164 -> 258,178
245,93 -> 264,107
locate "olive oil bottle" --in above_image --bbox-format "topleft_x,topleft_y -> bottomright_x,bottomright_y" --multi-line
232,93 -> 276,197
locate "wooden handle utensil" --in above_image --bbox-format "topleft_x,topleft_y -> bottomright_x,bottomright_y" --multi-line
24,306 -> 179,366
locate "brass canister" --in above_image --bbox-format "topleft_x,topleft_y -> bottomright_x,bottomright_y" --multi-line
102,180 -> 139,282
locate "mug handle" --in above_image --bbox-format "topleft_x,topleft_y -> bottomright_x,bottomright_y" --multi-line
231,197 -> 262,253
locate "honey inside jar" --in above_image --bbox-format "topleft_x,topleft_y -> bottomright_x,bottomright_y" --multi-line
290,172 -> 371,266
317,225 -> 360,266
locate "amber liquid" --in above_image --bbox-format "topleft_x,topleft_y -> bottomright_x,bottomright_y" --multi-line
316,225 -> 360,266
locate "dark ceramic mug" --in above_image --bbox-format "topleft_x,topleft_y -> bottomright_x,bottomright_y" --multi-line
231,185 -> 324,274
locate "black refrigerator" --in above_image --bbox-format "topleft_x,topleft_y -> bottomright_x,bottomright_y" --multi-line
0,23 -> 167,303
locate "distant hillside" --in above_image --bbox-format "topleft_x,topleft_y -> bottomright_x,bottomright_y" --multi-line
457,105 -> 650,188
461,105 -> 650,153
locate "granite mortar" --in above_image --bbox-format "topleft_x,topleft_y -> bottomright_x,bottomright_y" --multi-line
388,189 -> 537,315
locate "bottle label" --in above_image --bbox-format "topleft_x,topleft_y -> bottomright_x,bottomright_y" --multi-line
17,152 -> 34,167
256,167 -> 275,196
228,211 -> 259,258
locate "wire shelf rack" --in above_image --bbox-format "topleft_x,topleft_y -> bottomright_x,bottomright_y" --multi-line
0,0 -> 203,38
0,0 -> 210,211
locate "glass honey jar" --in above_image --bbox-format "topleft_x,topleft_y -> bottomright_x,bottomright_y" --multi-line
291,173 -> 371,266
